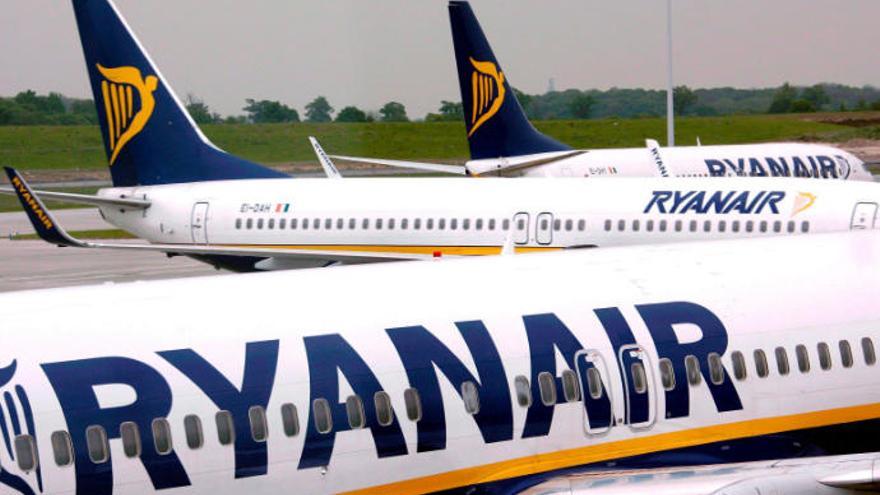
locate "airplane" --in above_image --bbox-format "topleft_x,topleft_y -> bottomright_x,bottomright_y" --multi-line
331,1 -> 874,181
8,0 -> 880,274
1,230 -> 880,494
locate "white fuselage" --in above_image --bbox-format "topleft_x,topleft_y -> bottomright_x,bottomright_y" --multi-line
1,232 -> 879,494
465,143 -> 873,180
95,176 -> 880,268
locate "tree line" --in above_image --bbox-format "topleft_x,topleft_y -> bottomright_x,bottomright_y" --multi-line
2,83 -> 880,126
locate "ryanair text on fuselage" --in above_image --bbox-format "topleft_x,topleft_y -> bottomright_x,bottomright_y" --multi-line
704,154 -> 851,179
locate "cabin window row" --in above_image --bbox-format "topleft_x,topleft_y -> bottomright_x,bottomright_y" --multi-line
235,217 -> 521,232
603,218 -> 810,235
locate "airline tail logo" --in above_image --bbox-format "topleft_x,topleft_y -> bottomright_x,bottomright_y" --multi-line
468,57 -> 505,137
96,64 -> 158,165
792,192 -> 816,217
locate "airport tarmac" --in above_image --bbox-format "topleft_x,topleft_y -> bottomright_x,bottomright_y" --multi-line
0,208 -> 106,237
0,238 -> 219,292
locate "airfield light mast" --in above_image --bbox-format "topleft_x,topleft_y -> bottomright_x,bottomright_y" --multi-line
666,0 -> 675,147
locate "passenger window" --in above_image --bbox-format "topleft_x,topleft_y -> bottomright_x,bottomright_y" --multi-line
246,218 -> 253,230
345,395 -> 365,429
718,220 -> 726,233
746,220 -> 754,232
336,218 -> 344,229
773,221 -> 782,233
51,431 -> 74,467
564,219 -> 573,231
86,425 -> 109,464
731,351 -> 747,380
281,403 -> 300,437
279,218 -> 286,229
488,219 -> 495,230
689,220 -> 697,232
732,220 -> 740,233
376,218 -> 383,230
632,219 -> 640,232
617,219 -> 625,231
362,218 -> 369,229
685,355 -> 701,385
348,218 -> 356,229
439,218 -> 447,230
818,342 -> 832,370
291,218 -> 298,229
839,340 -> 853,368
324,218 -> 332,229
215,410 -> 236,446
801,221 -> 810,233
561,369 -> 580,402
257,218 -> 264,229
184,414 -> 203,449
538,371 -> 557,406
586,368 -> 603,399
235,218 -> 242,229
14,435 -> 38,472
658,358 -> 675,390
120,421 -> 141,458
463,219 -> 471,230
401,218 -> 409,229
659,219 -> 667,232
703,220 -> 711,232
862,337 -> 876,365
414,218 -> 421,230
551,219 -> 560,231
404,388 -> 422,422
577,219 -> 586,231
268,218 -> 275,229
646,219 -> 654,232
476,219 -> 484,230
426,218 -> 434,230
774,347 -> 790,375
461,381 -> 480,415
631,362 -> 647,394
313,398 -> 333,433
760,221 -> 768,233
754,349 -> 769,378
514,375 -> 532,407
787,221 -> 795,233
604,219 -> 612,231
795,344 -> 810,373
313,218 -> 320,229
374,392 -> 394,426
249,406 -> 269,441
502,219 -> 510,231
674,220 -> 682,232
152,418 -> 173,455
451,218 -> 459,230
708,352 -> 724,385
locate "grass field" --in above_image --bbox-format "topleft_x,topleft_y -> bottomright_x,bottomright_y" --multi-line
0,114 -> 860,171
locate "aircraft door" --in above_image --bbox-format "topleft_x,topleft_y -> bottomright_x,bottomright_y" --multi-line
575,350 -> 615,435
191,202 -> 209,244
536,212 -> 554,245
851,202 -> 878,230
513,212 -> 529,244
618,344 -> 656,430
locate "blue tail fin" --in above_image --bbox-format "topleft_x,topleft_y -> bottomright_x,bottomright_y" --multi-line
72,0 -> 286,187
448,1 -> 570,160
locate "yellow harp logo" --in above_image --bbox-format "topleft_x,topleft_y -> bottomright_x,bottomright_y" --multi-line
792,192 -> 816,217
468,57 -> 506,137
97,64 -> 158,165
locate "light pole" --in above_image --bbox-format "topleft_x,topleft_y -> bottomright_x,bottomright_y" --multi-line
666,0 -> 675,147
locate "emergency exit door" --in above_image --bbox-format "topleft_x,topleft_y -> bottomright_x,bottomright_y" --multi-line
191,202 -> 209,244
851,202 -> 878,230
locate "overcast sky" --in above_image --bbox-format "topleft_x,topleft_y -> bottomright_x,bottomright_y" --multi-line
1,0 -> 879,118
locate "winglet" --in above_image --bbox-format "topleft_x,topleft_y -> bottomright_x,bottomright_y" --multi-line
309,137 -> 342,179
4,167 -> 85,247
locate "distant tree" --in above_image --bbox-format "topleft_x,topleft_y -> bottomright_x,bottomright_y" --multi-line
305,96 -> 334,122
870,100 -> 880,111
426,100 -> 463,122
801,84 -> 830,111
673,85 -> 698,115
856,98 -> 869,111
224,115 -> 248,124
185,94 -> 220,124
512,87 -> 534,117
568,93 -> 595,119
379,101 -> 409,122
839,102 -> 849,112
243,98 -> 299,123
768,83 -> 797,113
335,105 -> 368,123
789,99 -> 816,113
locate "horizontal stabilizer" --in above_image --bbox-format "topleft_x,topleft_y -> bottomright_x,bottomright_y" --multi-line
329,155 -> 467,175
0,185 -> 150,209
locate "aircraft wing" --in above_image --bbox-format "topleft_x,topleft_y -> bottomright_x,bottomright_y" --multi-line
3,166 -> 445,266
465,150 -> 588,176
0,183 -> 150,209
521,453 -> 880,494
328,155 -> 468,175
